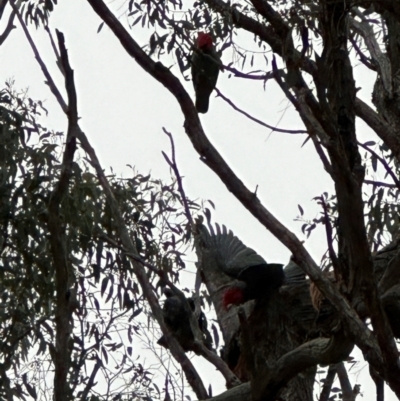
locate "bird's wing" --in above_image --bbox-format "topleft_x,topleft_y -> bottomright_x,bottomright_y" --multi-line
197,222 -> 266,277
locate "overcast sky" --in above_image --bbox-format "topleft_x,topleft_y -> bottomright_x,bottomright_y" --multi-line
1,0 -> 395,399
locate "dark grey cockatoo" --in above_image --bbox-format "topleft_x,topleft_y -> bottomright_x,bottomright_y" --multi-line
191,32 -> 221,113
197,223 -> 305,308
157,289 -> 212,352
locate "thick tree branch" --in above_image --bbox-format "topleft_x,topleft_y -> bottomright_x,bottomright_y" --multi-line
45,31 -> 78,401
319,2 -> 400,394
350,11 -> 392,97
379,251 -> 400,296
251,331 -> 354,401
355,98 -> 400,162
198,382 -> 252,401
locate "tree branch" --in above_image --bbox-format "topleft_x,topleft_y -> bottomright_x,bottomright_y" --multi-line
336,362 -> 357,401
350,11 -> 392,97
355,98 -> 400,163
318,364 -> 337,401
9,1 -> 67,112
364,179 -> 397,188
0,9 -> 15,46
46,30 -> 78,401
358,141 -> 400,190
161,128 -> 194,228
252,330 -> 354,401
215,88 -> 307,134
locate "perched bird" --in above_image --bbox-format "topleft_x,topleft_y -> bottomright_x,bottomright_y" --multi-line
222,258 -> 305,309
191,32 -> 221,113
222,263 -> 286,309
157,288 -> 212,352
199,224 -> 304,309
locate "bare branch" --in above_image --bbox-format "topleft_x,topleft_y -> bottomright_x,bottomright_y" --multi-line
251,331 -> 354,401
350,11 -> 392,97
320,197 -> 340,274
358,141 -> 400,190
9,0 -> 67,112
364,179 -> 397,188
215,88 -> 308,134
336,362 -> 357,401
318,364 -> 338,401
355,98 -> 400,163
162,128 -> 194,228
45,25 -> 63,75
45,30 -> 78,401
222,64 -> 274,80
0,10 -> 15,46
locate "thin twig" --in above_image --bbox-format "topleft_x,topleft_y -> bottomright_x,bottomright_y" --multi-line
364,179 -> 397,188
162,128 -> 194,228
320,197 -> 340,276
215,88 -> 307,134
45,25 -> 63,76
9,0 -> 67,112
349,35 -> 377,71
358,141 -> 400,190
223,64 -> 274,80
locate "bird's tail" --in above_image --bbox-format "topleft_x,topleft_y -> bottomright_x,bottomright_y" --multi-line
196,97 -> 209,114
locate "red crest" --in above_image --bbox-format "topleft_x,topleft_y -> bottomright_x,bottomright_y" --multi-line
223,287 -> 244,309
197,32 -> 214,50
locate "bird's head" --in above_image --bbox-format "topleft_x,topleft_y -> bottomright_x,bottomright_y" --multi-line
197,32 -> 214,51
222,283 -> 247,309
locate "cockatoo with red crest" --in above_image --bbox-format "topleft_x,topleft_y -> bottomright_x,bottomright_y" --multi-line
195,221 -> 305,309
191,32 -> 221,113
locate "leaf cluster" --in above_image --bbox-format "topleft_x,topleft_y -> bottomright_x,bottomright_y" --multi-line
0,81 -> 200,399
